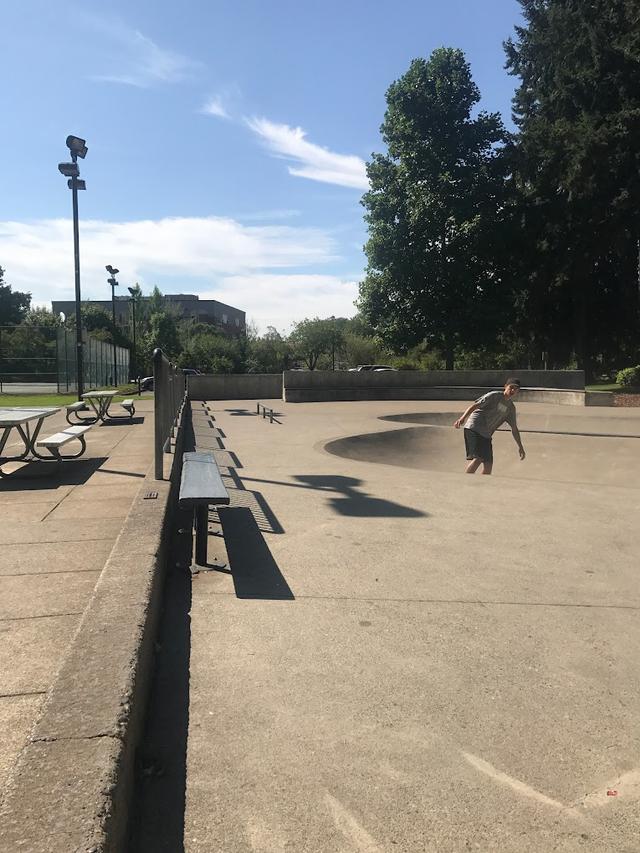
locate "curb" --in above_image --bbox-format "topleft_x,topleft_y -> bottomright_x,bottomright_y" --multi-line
0,417 -> 186,852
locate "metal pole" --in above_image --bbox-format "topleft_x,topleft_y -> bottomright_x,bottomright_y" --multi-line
71,172 -> 84,398
110,282 -> 117,387
131,298 -> 137,384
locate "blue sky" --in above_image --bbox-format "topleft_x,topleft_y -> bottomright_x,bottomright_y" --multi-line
0,0 -> 522,333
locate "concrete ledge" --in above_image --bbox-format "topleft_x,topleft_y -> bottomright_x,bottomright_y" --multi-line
585,390 -> 615,407
284,385 -> 587,406
0,419 -> 187,852
189,373 -> 282,400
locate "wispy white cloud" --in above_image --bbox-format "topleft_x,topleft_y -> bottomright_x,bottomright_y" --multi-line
246,117 -> 369,190
200,95 -> 230,119
84,16 -> 200,87
0,216 -> 357,332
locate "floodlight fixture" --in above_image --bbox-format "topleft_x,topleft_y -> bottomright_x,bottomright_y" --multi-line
66,135 -> 88,159
106,265 -> 119,275
58,162 -> 80,178
68,179 -> 86,190
127,286 -> 136,296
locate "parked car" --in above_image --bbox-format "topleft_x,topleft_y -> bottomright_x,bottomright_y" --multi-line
182,368 -> 201,376
139,376 -> 154,391
348,364 -> 397,372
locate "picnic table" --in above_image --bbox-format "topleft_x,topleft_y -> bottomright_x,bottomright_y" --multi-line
66,391 -> 135,425
0,406 -> 91,477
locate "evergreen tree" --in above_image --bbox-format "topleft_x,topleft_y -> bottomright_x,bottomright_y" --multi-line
505,0 -> 640,375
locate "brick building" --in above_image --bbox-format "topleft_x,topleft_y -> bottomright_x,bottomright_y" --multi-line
52,294 -> 245,336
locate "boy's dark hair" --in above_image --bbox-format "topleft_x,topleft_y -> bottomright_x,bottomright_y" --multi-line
505,378 -> 521,388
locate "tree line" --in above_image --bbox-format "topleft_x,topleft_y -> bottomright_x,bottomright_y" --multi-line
0,268 -> 394,378
359,0 -> 640,380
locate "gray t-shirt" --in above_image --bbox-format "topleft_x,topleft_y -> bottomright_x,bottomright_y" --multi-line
465,391 -> 517,438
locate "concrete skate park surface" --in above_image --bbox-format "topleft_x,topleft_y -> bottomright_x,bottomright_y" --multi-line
135,399 -> 640,853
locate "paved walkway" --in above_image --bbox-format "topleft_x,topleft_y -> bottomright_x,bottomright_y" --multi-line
0,399 -> 153,801
153,399 -> 638,853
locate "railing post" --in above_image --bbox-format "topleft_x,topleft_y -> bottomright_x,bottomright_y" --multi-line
153,348 -> 164,479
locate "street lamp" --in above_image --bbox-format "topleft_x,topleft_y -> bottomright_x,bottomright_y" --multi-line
127,286 -> 138,384
106,265 -> 119,387
330,315 -> 336,370
58,134 -> 88,397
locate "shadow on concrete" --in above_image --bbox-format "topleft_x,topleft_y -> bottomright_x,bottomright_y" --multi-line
98,416 -> 146,426
129,507 -> 193,853
294,474 -> 427,518
237,473 -> 427,519
222,467 -> 284,533
379,411 -> 640,439
223,408 -> 256,416
218,506 -> 293,599
0,456 -> 109,489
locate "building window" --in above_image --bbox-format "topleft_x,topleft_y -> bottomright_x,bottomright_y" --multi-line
222,314 -> 228,324
235,318 -> 240,327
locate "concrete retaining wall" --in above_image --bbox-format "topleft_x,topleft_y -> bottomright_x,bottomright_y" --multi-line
189,373 -> 282,400
0,413 -> 188,853
283,370 -> 586,404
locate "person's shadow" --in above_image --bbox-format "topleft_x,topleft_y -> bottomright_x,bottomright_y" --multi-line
293,474 -> 427,518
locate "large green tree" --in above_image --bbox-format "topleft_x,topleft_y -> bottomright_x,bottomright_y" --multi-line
505,0 -> 640,375
359,48 -> 510,369
0,269 -> 31,325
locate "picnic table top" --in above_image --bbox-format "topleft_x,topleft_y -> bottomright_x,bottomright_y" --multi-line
0,407 -> 60,426
81,390 -> 118,399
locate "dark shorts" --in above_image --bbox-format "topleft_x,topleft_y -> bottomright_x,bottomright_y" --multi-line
464,428 -> 493,464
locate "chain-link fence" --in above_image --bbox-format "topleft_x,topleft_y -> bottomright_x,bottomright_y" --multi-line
0,326 -> 129,393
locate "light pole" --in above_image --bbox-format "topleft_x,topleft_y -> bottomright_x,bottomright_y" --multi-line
58,135 -> 88,398
106,265 -> 119,386
127,286 -> 137,384
330,315 -> 336,370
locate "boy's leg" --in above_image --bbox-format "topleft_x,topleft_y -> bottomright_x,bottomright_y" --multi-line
481,461 -> 493,475
466,458 -> 482,474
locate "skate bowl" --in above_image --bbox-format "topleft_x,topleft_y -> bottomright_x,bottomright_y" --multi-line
325,411 -> 640,487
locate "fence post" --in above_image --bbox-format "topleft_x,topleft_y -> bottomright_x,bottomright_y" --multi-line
154,348 -> 164,479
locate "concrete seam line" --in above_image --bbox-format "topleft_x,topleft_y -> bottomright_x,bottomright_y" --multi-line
0,410 -> 188,853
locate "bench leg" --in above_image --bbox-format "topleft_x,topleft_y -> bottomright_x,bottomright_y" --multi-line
195,505 -> 208,566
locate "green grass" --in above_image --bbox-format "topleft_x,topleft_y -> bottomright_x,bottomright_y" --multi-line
586,383 -> 640,393
0,388 -> 151,407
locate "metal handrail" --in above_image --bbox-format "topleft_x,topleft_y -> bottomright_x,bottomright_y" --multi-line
154,348 -> 186,479
256,402 -> 275,423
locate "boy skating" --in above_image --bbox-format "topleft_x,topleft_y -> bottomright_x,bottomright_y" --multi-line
453,379 -> 525,475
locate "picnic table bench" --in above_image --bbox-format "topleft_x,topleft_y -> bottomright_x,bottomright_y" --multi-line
0,406 -> 92,477
66,391 -> 135,425
179,451 -> 229,566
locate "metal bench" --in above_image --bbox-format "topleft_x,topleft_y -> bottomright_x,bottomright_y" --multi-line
37,424 -> 93,460
179,451 -> 230,566
121,398 -> 136,417
65,401 -> 89,425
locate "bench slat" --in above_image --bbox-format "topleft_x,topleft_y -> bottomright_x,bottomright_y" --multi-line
38,431 -> 81,448
67,402 -> 88,412
62,425 -> 92,437
179,451 -> 229,508
121,399 -> 134,408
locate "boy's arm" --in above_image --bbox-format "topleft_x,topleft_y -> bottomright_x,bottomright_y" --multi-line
454,403 -> 480,429
511,424 -> 526,459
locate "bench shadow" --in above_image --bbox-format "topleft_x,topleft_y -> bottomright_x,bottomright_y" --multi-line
128,507 -> 193,853
0,456 -> 109,489
98,416 -> 145,426
218,506 -> 293,599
